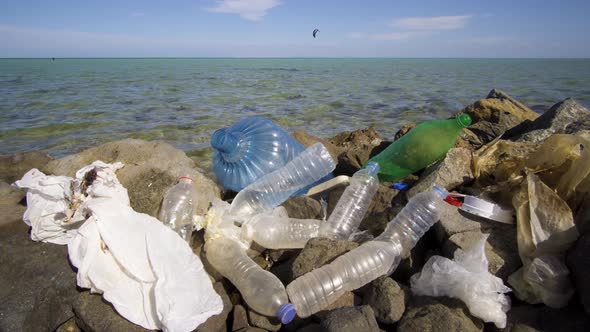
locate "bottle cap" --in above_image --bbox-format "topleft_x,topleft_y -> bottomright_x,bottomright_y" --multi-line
433,185 -> 448,199
391,182 -> 408,191
177,176 -> 193,182
460,196 -> 514,224
456,113 -> 472,128
365,162 -> 380,176
278,303 -> 296,324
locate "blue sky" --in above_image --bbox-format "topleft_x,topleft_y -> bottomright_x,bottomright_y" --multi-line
1,0 -> 589,57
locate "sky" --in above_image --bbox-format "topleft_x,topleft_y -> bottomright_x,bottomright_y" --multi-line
1,0 -> 590,58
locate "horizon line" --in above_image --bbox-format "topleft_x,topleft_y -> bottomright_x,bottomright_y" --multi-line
2,56 -> 590,60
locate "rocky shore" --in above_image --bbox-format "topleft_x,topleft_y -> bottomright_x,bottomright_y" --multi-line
1,89 -> 590,332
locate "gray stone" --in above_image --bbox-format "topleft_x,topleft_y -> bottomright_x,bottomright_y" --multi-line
290,238 -> 359,279
499,305 -> 590,332
247,308 -> 282,331
508,98 -> 590,143
291,130 -> 341,163
320,305 -> 380,332
235,327 -> 267,332
363,276 -> 407,324
0,222 -> 79,332
328,128 -> 384,175
0,181 -> 26,227
196,282 -> 233,332
461,89 -> 539,148
398,296 -> 483,332
296,323 -> 327,332
314,291 -> 359,319
0,151 -> 52,183
406,147 -> 474,199
55,317 -> 81,332
45,139 -> 220,218
283,196 -> 323,220
73,292 -> 149,332
231,304 -> 250,331
567,233 -> 590,316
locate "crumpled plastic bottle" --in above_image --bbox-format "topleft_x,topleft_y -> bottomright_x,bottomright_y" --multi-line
205,236 -> 296,324
286,186 -> 447,318
319,162 -> 380,239
159,176 -> 196,242
211,117 -> 310,192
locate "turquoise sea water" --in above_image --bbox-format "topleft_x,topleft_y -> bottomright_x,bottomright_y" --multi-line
1,58 -> 590,169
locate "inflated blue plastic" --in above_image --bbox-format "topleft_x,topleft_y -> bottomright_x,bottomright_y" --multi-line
212,116 -> 332,193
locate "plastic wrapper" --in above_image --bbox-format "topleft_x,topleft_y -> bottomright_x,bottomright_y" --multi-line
410,234 -> 511,329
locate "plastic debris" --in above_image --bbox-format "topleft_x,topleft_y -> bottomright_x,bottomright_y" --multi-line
460,195 -> 515,224
15,161 -> 224,332
159,176 -> 198,242
410,234 -> 511,329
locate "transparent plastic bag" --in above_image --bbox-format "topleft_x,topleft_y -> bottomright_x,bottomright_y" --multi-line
410,234 -> 511,329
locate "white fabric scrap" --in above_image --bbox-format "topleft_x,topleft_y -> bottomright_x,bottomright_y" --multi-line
13,168 -> 76,244
410,234 -> 511,328
14,161 -> 224,332
70,198 -> 223,331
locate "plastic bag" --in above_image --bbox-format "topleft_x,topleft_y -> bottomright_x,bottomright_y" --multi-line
410,234 -> 511,328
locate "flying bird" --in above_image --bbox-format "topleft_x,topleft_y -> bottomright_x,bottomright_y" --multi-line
313,29 -> 319,38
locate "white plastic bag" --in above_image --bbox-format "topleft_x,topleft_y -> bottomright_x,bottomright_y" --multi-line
410,234 -> 511,328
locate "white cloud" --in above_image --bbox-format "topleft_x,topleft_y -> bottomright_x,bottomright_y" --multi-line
207,0 -> 282,21
391,15 -> 472,30
370,31 -> 418,41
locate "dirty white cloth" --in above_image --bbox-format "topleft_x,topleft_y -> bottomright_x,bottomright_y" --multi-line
410,235 -> 511,328
70,198 -> 223,331
14,161 -> 223,332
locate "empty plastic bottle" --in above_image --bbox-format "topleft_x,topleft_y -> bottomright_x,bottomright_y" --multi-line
242,212 -> 321,249
367,114 -> 472,182
286,186 -> 447,318
158,176 -> 196,242
205,236 -> 296,323
229,143 -> 335,218
319,162 -> 380,239
211,117 -> 307,192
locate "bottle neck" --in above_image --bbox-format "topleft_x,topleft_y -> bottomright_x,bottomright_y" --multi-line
211,129 -> 247,161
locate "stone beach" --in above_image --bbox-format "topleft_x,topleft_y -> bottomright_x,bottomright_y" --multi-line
1,89 -> 590,332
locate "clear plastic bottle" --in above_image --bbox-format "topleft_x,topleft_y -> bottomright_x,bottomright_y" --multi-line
319,162 -> 380,239
205,237 -> 296,323
242,213 -> 321,249
229,143 -> 335,218
286,186 -> 447,318
211,117 -> 307,192
158,176 -> 195,242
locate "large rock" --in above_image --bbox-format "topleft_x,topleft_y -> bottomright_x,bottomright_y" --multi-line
247,309 -> 282,331
290,238 -> 359,279
291,130 -> 341,163
461,89 -> 539,148
0,222 -> 79,332
362,276 -> 408,324
283,196 -> 324,220
0,181 -> 27,227
328,128 -> 385,175
45,139 -> 220,217
398,296 -> 484,332
508,98 -> 590,143
319,305 -> 380,332
73,292 -> 149,332
0,151 -> 52,183
499,304 -> 590,332
407,147 -> 474,199
231,305 -> 250,331
567,233 -> 590,315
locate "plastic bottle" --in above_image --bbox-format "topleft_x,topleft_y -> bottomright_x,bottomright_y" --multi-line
242,212 -> 321,249
286,186 -> 447,318
367,114 -> 472,182
211,116 -> 308,192
158,176 -> 196,242
229,143 -> 335,218
319,162 -> 380,239
205,236 -> 296,323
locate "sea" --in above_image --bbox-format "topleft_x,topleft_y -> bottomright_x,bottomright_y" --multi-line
1,58 -> 589,170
